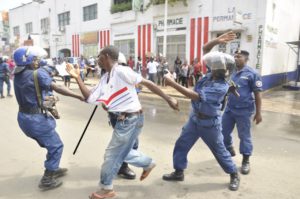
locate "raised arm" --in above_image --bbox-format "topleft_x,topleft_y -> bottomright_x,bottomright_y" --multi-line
66,63 -> 91,100
140,79 -> 179,111
203,31 -> 236,55
164,72 -> 199,101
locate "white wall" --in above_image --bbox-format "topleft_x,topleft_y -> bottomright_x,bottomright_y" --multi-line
261,0 -> 300,76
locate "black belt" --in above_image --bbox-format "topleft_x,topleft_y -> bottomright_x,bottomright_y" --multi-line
19,106 -> 42,114
196,112 -> 214,120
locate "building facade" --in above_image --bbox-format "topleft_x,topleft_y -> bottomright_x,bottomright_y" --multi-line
8,0 -> 300,90
0,11 -> 10,56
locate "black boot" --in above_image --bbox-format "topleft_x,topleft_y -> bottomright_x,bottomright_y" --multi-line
241,155 -> 250,175
227,146 -> 236,157
39,170 -> 63,190
53,168 -> 68,178
162,170 -> 184,181
118,162 -> 136,180
229,172 -> 240,191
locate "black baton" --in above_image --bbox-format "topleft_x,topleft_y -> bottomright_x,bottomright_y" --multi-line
73,105 -> 98,155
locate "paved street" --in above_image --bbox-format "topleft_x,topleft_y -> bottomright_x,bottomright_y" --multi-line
0,81 -> 300,199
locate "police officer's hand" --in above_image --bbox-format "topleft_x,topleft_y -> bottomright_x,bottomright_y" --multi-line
217,31 -> 236,44
66,63 -> 80,78
253,113 -> 262,124
167,97 -> 179,111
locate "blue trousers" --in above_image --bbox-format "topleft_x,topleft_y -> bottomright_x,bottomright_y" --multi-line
18,113 -> 63,171
222,110 -> 253,155
173,112 -> 237,174
0,76 -> 11,96
100,114 -> 152,189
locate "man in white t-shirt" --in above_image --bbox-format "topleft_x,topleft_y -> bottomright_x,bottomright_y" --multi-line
146,57 -> 158,83
66,46 -> 178,199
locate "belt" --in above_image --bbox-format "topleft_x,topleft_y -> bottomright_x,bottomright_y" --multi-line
108,110 -> 143,119
122,110 -> 143,117
196,112 -> 214,120
19,106 -> 42,114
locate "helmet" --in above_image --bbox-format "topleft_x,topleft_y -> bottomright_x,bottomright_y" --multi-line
203,51 -> 235,71
13,46 -> 48,66
39,59 -> 48,67
118,52 -> 127,65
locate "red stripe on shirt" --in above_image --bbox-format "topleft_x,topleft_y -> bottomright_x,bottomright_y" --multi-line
96,87 -> 128,105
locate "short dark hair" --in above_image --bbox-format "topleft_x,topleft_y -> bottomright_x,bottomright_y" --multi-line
99,45 -> 119,61
235,50 -> 249,57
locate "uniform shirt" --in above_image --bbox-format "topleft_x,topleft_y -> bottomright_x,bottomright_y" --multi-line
87,63 -> 143,113
14,67 -> 52,108
147,61 -> 158,74
192,73 -> 229,117
226,65 -> 263,115
0,63 -> 9,78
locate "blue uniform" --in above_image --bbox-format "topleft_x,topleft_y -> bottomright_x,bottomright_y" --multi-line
14,67 -> 63,171
222,66 -> 263,155
0,62 -> 11,96
173,74 -> 237,174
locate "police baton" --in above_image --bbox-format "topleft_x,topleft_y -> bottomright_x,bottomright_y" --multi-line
73,105 -> 98,155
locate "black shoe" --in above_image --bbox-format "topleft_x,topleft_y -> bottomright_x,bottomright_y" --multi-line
118,163 -> 136,180
229,172 -> 240,191
39,170 -> 63,191
0,95 -> 5,99
241,155 -> 250,175
162,170 -> 184,181
53,168 -> 68,178
227,146 -> 236,157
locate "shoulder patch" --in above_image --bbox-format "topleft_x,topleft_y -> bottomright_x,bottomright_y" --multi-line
256,80 -> 262,87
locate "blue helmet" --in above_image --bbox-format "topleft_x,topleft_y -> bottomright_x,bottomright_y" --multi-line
39,59 -> 48,67
13,46 -> 48,66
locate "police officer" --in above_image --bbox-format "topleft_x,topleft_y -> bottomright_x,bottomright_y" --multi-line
162,51 -> 240,191
222,50 -> 263,175
0,56 -> 12,98
13,46 -> 84,190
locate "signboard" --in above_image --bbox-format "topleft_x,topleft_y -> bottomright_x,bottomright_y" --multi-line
80,31 -> 98,45
154,15 -> 187,31
24,39 -> 34,46
213,7 -> 252,23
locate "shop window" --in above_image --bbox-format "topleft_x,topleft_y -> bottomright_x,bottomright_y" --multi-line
114,39 -> 135,60
157,35 -> 186,69
83,4 -> 97,21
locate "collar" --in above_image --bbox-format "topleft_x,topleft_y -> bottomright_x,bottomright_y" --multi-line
236,65 -> 250,74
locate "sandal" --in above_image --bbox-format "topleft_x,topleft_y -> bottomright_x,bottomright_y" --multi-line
88,189 -> 116,199
140,162 -> 156,181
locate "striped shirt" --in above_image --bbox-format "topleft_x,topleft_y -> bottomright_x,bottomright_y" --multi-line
87,63 -> 143,112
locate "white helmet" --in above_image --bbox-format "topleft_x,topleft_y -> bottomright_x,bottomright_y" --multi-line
203,51 -> 235,71
118,52 -> 127,65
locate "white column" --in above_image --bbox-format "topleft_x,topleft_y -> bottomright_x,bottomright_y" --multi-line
163,0 -> 168,57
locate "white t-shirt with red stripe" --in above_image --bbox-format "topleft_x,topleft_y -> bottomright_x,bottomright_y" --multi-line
87,63 -> 143,113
